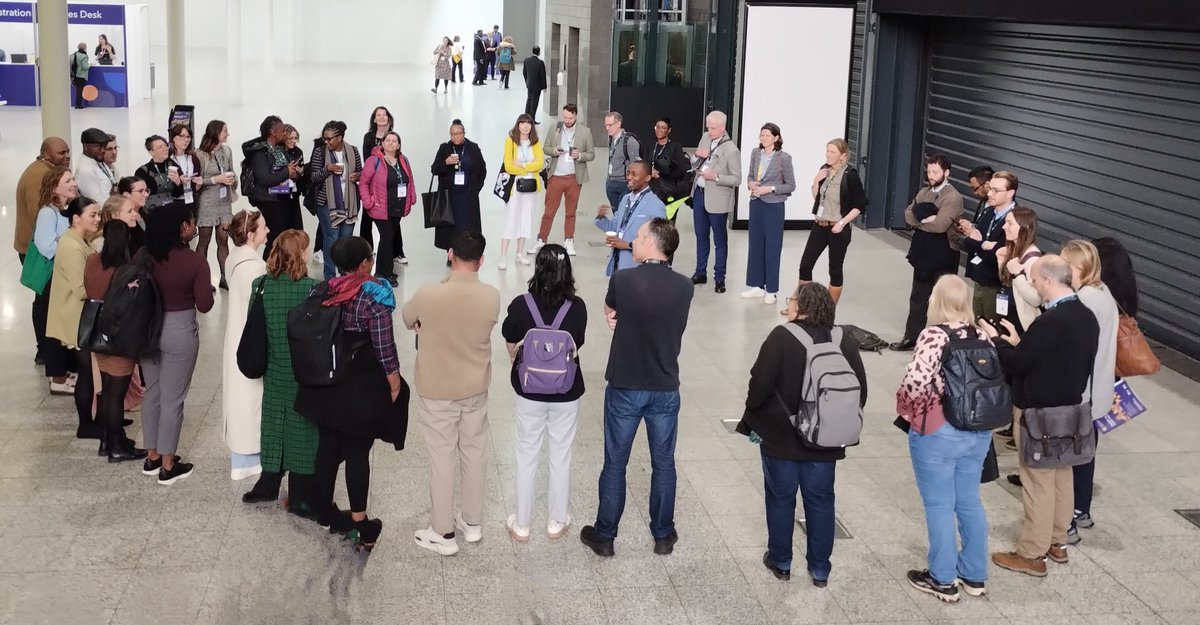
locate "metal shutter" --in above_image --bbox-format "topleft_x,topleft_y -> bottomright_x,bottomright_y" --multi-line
847,0 -> 869,158
922,19 -> 1200,359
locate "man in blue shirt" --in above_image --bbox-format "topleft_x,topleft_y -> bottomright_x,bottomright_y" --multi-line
595,161 -> 666,275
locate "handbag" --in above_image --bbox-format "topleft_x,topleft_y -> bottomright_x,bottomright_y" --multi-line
236,279 -> 268,379
1114,311 -> 1160,377
1019,403 -> 1095,469
77,299 -> 105,351
493,171 -> 514,203
422,176 -> 455,228
515,177 -> 538,193
19,239 -> 54,293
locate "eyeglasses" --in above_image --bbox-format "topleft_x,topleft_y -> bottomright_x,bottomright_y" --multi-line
322,134 -> 342,143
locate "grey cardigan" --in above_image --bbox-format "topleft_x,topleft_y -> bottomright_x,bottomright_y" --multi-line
1077,284 -> 1119,420
746,148 -> 796,204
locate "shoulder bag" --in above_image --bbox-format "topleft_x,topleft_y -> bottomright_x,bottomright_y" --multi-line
19,239 -> 54,293
236,278 -> 269,379
1114,307 -> 1160,377
422,176 -> 454,229
77,299 -> 105,351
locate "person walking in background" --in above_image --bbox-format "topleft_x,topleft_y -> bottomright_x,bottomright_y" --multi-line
471,30 -> 488,86
309,121 -> 363,280
522,46 -> 547,122
359,106 -> 395,248
451,36 -> 465,83
431,119 -> 487,255
195,120 -> 239,290
222,209 -> 269,481
487,25 -> 502,79
741,122 -> 794,305
501,244 -> 587,542
533,104 -> 595,256
498,114 -> 544,269
688,110 -> 740,294
404,231 -> 501,556
358,131 -> 416,286
891,154 -> 964,351
796,138 -> 867,307
70,42 -> 89,109
496,36 -> 517,89
432,36 -> 453,93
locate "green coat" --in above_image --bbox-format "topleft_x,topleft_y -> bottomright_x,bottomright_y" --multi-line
253,274 -> 318,474
71,50 -> 89,80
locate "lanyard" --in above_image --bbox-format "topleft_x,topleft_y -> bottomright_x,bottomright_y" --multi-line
619,190 -> 646,231
653,143 -> 667,162
820,166 -> 843,204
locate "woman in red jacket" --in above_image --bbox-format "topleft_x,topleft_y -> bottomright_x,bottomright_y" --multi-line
357,131 -> 415,287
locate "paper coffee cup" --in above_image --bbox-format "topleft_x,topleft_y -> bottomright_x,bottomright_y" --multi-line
605,231 -> 617,247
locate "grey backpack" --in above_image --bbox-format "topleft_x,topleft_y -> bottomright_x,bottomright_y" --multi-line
778,324 -> 864,450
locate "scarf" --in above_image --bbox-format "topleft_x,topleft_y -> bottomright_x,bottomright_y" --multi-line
323,273 -> 396,310
323,146 -> 358,227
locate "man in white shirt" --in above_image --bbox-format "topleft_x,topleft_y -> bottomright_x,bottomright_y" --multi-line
75,127 -> 117,201
531,103 -> 596,257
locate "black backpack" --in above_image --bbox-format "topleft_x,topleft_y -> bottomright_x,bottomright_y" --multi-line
287,282 -> 368,387
841,324 -> 889,353
239,157 -> 257,207
937,325 -> 1012,431
620,132 -> 642,163
92,258 -> 164,358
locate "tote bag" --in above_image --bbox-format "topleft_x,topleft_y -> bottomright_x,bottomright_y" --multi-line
422,177 -> 454,228
1114,312 -> 1160,378
236,279 -> 269,379
19,239 -> 53,293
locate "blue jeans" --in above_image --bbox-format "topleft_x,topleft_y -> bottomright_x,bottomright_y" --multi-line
761,452 -> 836,579
692,188 -> 728,281
594,386 -> 680,540
908,424 -> 991,585
605,179 -> 627,210
746,198 -> 785,293
316,206 -> 356,280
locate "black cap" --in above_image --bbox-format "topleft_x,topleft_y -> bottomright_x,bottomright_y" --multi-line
80,127 -> 109,145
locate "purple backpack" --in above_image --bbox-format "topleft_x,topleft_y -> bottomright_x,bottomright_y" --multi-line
516,293 -> 578,395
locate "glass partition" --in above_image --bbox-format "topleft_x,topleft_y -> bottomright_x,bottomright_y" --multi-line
612,19 -> 708,89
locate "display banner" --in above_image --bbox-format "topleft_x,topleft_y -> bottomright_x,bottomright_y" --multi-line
67,2 -> 129,107
0,2 -> 37,104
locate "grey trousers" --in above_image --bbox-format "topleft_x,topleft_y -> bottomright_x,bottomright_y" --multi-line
141,310 -> 199,455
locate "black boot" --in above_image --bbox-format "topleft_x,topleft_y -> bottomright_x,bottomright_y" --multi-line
319,503 -> 355,536
350,517 -> 383,551
107,430 -> 147,463
242,471 -> 283,503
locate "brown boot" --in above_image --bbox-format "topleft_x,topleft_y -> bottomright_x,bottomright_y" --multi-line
991,551 -> 1047,577
1046,544 -> 1069,564
829,285 -> 843,305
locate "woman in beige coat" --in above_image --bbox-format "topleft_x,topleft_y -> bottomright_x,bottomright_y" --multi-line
222,210 -> 270,480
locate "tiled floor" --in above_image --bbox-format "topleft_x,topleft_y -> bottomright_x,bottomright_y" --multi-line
2,58 -> 1200,625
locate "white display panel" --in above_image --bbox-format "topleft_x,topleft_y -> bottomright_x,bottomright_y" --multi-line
736,4 -> 854,223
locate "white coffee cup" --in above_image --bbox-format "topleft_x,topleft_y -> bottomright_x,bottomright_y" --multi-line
605,231 -> 617,247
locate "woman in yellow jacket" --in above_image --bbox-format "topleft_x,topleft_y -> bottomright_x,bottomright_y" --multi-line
47,196 -> 103,439
499,113 -> 544,269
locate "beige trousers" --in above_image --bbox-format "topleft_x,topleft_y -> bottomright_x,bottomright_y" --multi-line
418,392 -> 490,535
1014,409 -> 1074,559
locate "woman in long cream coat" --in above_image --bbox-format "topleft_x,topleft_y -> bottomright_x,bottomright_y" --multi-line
222,210 -> 269,480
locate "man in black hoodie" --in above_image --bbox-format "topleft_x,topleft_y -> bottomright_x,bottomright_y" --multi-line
241,115 -> 301,258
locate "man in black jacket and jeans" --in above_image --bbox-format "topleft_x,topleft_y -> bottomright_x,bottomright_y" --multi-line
522,46 -> 547,123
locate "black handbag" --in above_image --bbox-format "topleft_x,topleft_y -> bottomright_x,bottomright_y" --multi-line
422,176 -> 455,228
77,299 -> 105,351
515,177 -> 538,193
236,279 -> 269,379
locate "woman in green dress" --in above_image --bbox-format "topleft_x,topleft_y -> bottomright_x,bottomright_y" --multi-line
242,229 -> 319,516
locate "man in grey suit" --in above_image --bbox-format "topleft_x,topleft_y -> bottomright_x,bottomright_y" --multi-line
522,47 -> 548,123
689,110 -> 741,294
595,161 -> 667,276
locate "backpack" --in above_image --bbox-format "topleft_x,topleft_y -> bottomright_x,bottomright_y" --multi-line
620,132 -> 642,163
779,324 -> 863,449
515,294 -> 578,395
937,325 -> 1012,431
841,324 -> 889,353
70,52 -> 77,75
286,282 -> 369,387
239,156 -> 258,206
498,46 -> 513,64
92,258 -> 164,359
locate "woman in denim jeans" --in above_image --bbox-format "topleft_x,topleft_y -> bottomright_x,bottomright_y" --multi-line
737,282 -> 867,586
896,275 -> 993,602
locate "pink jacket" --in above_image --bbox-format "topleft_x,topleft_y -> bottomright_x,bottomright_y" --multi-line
357,146 -> 417,221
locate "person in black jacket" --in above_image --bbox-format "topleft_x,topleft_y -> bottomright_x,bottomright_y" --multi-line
797,139 -> 867,307
737,282 -> 867,586
430,119 -> 487,254
957,169 -> 1015,320
471,30 -> 488,85
522,46 -> 548,122
240,116 -> 301,258
646,116 -> 690,205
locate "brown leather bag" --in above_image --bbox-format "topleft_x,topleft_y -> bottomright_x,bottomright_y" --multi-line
1114,314 -> 1160,378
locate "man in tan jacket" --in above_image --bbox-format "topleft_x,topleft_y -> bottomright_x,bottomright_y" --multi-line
402,231 -> 501,556
15,137 -> 71,259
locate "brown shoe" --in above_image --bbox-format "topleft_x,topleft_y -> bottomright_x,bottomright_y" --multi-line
1046,544 -> 1069,564
991,551 -> 1048,577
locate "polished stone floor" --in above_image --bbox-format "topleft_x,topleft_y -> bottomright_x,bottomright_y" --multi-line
2,58 -> 1200,625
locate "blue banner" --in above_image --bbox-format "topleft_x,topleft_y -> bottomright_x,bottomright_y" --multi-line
67,3 -> 123,26
0,2 -> 34,23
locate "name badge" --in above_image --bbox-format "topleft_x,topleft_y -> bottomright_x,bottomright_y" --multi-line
617,230 -> 624,239
183,190 -> 194,204
398,185 -> 407,198
608,163 -> 613,175
969,255 -> 982,265
454,172 -> 466,186
995,291 -> 1011,317
219,186 -> 228,199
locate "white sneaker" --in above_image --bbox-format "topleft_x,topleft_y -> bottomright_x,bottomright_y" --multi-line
740,287 -> 766,299
230,465 -> 262,481
312,250 -> 324,265
764,293 -> 777,305
49,379 -> 74,395
564,238 -> 577,256
516,254 -> 531,266
547,515 -> 572,540
66,372 -> 79,384
498,258 -> 508,270
506,514 -> 530,542
528,238 -> 545,254
414,527 -> 460,556
397,256 -> 408,265
455,513 -> 483,543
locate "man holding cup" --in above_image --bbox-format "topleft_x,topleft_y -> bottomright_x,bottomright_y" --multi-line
595,161 -> 665,276
531,103 -> 596,257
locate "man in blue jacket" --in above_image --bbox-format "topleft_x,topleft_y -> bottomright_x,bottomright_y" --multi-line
595,161 -> 666,275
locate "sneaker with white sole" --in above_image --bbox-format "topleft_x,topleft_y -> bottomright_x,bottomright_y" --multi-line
230,465 -> 262,481
414,527 -> 460,556
498,258 -> 508,270
516,254 -> 531,266
956,578 -> 987,597
49,379 -> 74,395
1073,511 -> 1094,529
740,287 -> 766,299
764,293 -> 777,305
157,461 -> 194,486
564,239 -> 576,256
528,239 -> 546,254
397,256 -> 408,265
506,514 -> 530,542
455,513 -> 483,543
547,515 -> 572,540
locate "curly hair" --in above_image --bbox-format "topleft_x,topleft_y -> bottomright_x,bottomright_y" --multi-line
38,165 -> 73,208
265,229 -> 310,281
791,282 -> 836,329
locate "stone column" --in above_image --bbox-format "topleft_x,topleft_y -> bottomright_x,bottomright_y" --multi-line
167,0 -> 187,105
37,0 -> 70,139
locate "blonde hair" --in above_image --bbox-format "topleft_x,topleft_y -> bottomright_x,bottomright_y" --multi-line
927,275 -> 975,325
1060,239 -> 1102,288
99,195 -> 130,229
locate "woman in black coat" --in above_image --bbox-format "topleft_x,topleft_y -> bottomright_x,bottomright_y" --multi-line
431,118 -> 487,252
646,116 -> 691,205
737,282 -> 867,587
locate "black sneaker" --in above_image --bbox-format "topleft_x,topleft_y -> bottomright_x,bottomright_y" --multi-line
691,275 -> 707,285
907,569 -> 959,603
714,281 -> 726,294
957,578 -> 987,597
653,530 -> 679,555
762,551 -> 790,581
579,525 -> 615,557
157,461 -> 194,486
1074,511 -> 1095,529
142,455 -> 181,476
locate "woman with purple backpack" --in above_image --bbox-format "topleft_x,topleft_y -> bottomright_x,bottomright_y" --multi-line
501,244 -> 588,542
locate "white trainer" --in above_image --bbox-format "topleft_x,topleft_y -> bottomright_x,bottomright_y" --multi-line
564,238 -> 577,256
547,515 -> 572,540
516,254 -> 531,266
414,527 -> 460,556
506,514 -> 530,542
740,287 -> 766,299
528,238 -> 546,254
498,258 -> 508,270
230,465 -> 262,481
764,293 -> 777,305
397,256 -> 408,265
455,513 -> 483,543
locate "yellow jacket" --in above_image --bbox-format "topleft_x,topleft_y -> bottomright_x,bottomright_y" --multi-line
46,229 -> 95,347
503,136 -> 544,192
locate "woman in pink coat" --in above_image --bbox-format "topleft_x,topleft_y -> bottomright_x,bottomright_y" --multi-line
357,131 -> 416,286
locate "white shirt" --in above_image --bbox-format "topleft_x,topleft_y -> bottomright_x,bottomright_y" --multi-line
553,125 -> 577,177
75,156 -> 113,201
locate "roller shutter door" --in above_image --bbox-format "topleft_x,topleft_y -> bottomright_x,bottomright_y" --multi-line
922,20 -> 1200,358
847,0 -> 869,158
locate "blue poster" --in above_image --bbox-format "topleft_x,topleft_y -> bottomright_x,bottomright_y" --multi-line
0,2 -> 36,105
67,2 -> 129,107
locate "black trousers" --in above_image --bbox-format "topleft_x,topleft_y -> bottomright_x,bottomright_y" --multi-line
452,60 -> 464,82
358,217 -> 373,247
798,223 -> 852,287
98,372 -> 132,433
472,59 -> 487,84
1073,427 -> 1100,515
903,266 -> 958,341
372,217 -> 404,276
73,349 -> 95,430
72,77 -> 87,107
314,424 -> 375,514
485,51 -> 497,77
35,283 -> 70,377
525,89 -> 541,119
258,200 -> 302,260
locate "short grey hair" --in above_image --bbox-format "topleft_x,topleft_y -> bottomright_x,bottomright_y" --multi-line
1033,254 -> 1073,288
605,111 -> 623,124
707,110 -> 728,127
